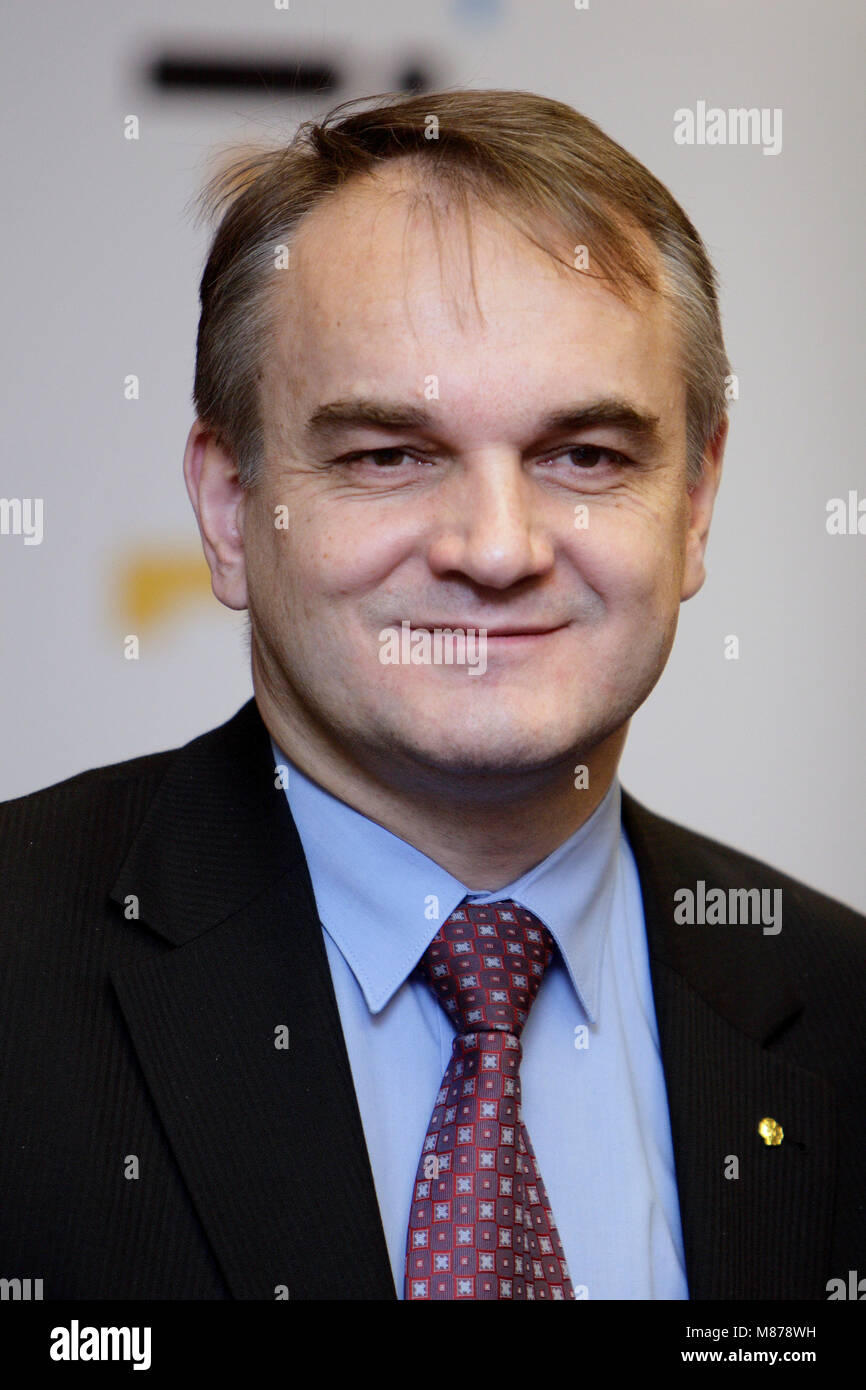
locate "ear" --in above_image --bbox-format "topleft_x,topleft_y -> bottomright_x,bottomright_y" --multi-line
680,416 -> 728,602
183,419 -> 249,611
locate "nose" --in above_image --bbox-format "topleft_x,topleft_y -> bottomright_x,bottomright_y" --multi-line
426,453 -> 555,589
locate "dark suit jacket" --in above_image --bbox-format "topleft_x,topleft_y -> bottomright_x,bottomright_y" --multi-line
1,697 -> 864,1299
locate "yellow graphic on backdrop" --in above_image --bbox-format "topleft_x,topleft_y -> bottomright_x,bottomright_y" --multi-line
116,548 -> 212,630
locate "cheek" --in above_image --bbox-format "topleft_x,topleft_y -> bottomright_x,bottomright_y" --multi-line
254,519 -> 403,643
300,506 -> 419,602
567,510 -> 679,609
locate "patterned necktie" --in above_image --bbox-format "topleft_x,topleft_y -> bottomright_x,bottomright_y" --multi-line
404,899 -> 575,1300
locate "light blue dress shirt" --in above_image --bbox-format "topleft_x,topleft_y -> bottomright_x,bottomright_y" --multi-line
270,736 -> 688,1300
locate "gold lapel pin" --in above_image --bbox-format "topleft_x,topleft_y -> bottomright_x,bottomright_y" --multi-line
758,1117 -> 784,1146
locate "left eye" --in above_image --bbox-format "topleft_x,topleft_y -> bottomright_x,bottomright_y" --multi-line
346,449 -> 432,468
544,445 -> 627,469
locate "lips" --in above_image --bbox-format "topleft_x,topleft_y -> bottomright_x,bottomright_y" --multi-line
484,627 -> 564,637
410,623 -> 565,637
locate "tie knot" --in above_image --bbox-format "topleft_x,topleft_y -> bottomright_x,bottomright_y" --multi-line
416,899 -> 555,1039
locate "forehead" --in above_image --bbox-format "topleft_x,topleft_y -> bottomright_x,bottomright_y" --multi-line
262,163 -> 684,435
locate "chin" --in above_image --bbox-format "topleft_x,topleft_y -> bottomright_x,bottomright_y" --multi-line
380,710 -> 588,780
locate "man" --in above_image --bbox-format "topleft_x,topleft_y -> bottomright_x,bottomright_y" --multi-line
1,88 -> 863,1301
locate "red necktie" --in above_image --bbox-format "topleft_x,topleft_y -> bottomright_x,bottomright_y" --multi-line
404,899 -> 575,1300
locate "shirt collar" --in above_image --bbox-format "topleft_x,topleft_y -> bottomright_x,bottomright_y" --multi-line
270,736 -> 622,1023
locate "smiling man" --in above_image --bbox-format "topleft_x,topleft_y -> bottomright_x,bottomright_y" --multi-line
193,151 -> 706,890
1,89 -> 864,1303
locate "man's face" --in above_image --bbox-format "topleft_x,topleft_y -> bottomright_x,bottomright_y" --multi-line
234,165 -> 718,790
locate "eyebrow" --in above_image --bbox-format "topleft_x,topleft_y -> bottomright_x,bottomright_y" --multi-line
304,396 -> 663,451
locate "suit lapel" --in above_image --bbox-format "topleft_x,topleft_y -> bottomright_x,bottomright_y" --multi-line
622,792 -> 836,1298
109,699 -> 396,1299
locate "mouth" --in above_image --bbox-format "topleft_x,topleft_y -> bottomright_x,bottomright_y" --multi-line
485,626 -> 566,638
409,623 -> 567,639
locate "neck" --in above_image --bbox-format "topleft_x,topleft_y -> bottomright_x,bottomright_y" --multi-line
253,672 -> 627,891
